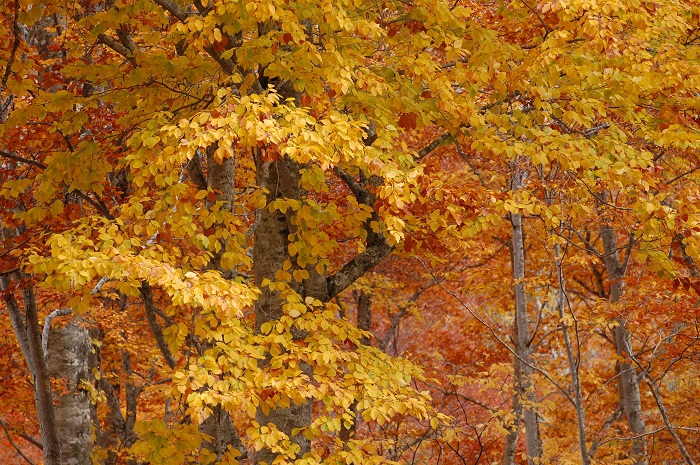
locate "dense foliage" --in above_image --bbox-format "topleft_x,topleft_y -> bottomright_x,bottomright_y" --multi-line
2,0 -> 700,464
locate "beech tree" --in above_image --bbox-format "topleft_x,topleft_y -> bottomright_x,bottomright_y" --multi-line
1,0 -> 471,464
3,0 -> 700,464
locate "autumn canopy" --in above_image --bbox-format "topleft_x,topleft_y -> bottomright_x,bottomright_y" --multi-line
1,0 -> 700,464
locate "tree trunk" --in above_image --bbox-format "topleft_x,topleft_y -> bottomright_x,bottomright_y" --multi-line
0,227 -> 61,465
253,155 -> 312,464
502,356 -> 522,465
88,326 -> 120,465
339,290 -> 371,443
197,150 -> 247,462
510,161 -> 542,465
200,406 -> 246,461
600,219 -> 647,464
21,286 -> 63,465
47,319 -> 92,465
554,244 -> 589,465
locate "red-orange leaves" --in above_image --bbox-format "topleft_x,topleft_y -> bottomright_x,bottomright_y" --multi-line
261,145 -> 280,162
398,112 -> 418,130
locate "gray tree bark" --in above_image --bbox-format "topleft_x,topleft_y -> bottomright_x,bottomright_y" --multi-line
509,162 -> 542,465
554,244 -> 589,465
599,217 -> 647,464
193,146 -> 247,461
47,319 -> 92,465
253,155 -> 313,465
502,356 -> 522,465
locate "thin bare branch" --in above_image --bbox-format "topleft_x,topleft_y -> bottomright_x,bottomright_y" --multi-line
415,257 -> 575,406
0,0 -> 20,93
0,418 -> 37,465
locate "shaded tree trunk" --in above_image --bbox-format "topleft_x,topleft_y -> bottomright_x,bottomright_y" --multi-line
1,280 -> 63,465
554,244 -> 589,465
339,290 -> 371,443
600,217 -> 647,464
88,326 -> 120,465
502,356 -> 522,465
510,161 -> 542,465
191,147 -> 247,462
253,155 -> 312,464
200,406 -> 246,462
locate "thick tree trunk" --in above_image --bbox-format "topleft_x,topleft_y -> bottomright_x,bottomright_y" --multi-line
510,163 -> 542,465
253,156 -> 312,464
47,319 -> 92,465
200,406 -> 246,461
600,220 -> 647,464
193,148 -> 247,461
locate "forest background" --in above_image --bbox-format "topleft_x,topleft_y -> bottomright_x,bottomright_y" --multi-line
2,0 -> 700,464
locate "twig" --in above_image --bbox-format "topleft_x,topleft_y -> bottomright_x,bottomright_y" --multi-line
521,0 -> 552,40
0,417 -> 37,465
454,139 -> 489,188
667,166 -> 700,185
0,0 -> 20,93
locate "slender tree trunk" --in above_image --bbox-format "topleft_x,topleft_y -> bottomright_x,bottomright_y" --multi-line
339,290 -> 371,443
47,319 -> 92,465
554,244 -> 589,465
599,218 -> 647,464
120,350 -> 142,465
1,223 -> 61,465
502,356 -> 522,465
510,162 -> 542,465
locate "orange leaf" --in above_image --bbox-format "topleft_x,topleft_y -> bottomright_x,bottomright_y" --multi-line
398,112 -> 417,130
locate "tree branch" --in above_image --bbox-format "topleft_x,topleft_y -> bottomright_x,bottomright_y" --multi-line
454,139 -> 489,188
97,33 -> 137,66
139,282 -> 177,369
415,132 -> 451,162
326,236 -> 393,300
151,0 -> 187,20
0,150 -> 47,169
41,308 -> 72,358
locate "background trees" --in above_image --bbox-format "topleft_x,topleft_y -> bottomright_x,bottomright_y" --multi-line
2,0 -> 700,464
